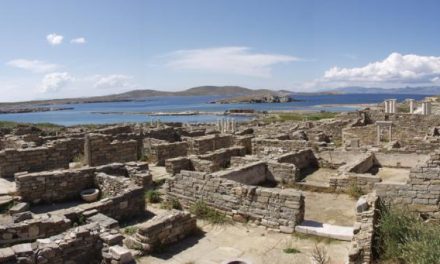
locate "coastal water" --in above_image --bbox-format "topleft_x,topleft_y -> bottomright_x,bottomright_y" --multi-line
0,94 -> 429,126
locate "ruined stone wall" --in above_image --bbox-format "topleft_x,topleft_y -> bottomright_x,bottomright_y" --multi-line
0,138 -> 83,178
330,174 -> 381,193
276,149 -> 318,170
375,152 -> 440,218
16,168 -> 95,203
129,210 -> 197,252
251,138 -> 311,157
85,133 -> 140,166
197,146 -> 246,171
145,141 -> 188,166
234,135 -> 253,154
144,127 -> 181,142
215,161 -> 267,185
348,193 -> 379,264
165,157 -> 192,174
190,134 -> 234,155
266,161 -> 298,184
166,170 -> 305,232
0,223 -> 124,264
342,113 -> 440,152
0,215 -> 71,246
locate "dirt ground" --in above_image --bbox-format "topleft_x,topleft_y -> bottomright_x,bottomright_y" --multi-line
138,220 -> 350,264
301,168 -> 338,187
303,191 -> 357,226
376,167 -> 410,183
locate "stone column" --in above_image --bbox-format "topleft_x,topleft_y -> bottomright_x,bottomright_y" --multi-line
409,99 -> 415,114
390,99 -> 397,113
384,100 -> 389,113
376,125 -> 381,145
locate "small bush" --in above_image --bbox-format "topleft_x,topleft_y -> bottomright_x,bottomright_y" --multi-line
283,247 -> 301,254
347,183 -> 364,199
190,200 -> 228,224
311,244 -> 330,264
377,204 -> 440,264
161,198 -> 182,210
124,226 -> 139,235
145,190 -> 162,203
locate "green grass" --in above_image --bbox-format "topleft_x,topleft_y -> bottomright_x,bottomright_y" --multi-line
124,226 -> 139,235
0,120 -> 64,131
263,112 -> 338,123
347,182 -> 364,199
377,204 -> 440,264
190,200 -> 228,224
145,190 -> 162,203
283,247 -> 301,254
161,198 -> 182,210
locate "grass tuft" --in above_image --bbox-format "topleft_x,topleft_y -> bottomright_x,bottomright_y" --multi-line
190,200 -> 228,224
145,190 -> 162,203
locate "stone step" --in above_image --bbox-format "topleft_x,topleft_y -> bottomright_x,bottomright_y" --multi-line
295,220 -> 354,241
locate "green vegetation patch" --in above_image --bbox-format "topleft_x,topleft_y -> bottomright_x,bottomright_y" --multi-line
145,190 -> 162,203
190,200 -> 228,224
377,204 -> 440,264
264,112 -> 338,123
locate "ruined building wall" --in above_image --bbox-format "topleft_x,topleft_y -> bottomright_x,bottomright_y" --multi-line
145,141 -> 188,166
0,138 -> 83,178
348,193 -> 380,264
166,170 -> 304,232
189,134 -> 234,155
376,151 -> 440,218
85,133 -> 141,166
251,138 -> 311,157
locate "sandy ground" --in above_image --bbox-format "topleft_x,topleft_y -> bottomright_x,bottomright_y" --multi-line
301,168 -> 338,187
138,220 -> 350,264
376,167 -> 410,183
303,191 -> 356,226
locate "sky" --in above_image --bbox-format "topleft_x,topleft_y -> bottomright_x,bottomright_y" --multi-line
1,0 -> 440,102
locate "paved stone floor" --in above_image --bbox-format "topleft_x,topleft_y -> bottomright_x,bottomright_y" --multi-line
138,220 -> 350,264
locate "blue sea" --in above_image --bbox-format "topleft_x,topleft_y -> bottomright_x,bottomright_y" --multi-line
0,94 -> 429,126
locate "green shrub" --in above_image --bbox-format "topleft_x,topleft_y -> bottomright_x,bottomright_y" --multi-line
145,190 -> 161,203
377,204 -> 440,264
190,200 -> 228,224
347,183 -> 364,199
283,247 -> 301,254
124,226 -> 139,235
161,198 -> 182,210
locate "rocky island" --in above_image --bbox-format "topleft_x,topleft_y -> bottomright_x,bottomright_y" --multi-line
212,94 -> 295,104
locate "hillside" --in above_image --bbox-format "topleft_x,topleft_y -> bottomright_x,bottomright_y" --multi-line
327,86 -> 440,95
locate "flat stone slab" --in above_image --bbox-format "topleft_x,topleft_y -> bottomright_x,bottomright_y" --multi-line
0,178 -> 16,196
295,220 -> 354,241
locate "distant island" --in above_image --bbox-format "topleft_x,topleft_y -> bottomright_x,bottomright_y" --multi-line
212,94 -> 294,104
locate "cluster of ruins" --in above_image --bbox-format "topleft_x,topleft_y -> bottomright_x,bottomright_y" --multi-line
1,97 -> 440,263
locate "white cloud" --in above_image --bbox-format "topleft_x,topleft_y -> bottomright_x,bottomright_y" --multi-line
70,37 -> 86,44
324,53 -> 440,84
46,33 -> 64,45
40,72 -> 73,93
93,74 -> 133,89
166,46 -> 298,77
7,59 -> 59,73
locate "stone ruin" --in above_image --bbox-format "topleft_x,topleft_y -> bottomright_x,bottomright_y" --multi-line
2,103 -> 440,263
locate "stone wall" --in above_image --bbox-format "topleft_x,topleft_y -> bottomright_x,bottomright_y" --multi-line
189,134 -> 234,155
16,162 -> 151,204
166,170 -> 304,232
0,138 -> 83,178
144,127 -> 181,142
215,161 -> 268,185
85,133 -> 141,166
375,151 -> 440,218
0,215 -> 71,246
348,193 -> 379,264
125,210 -> 197,253
145,141 -> 188,166
276,149 -> 318,171
251,138 -> 311,157
0,222 -> 131,264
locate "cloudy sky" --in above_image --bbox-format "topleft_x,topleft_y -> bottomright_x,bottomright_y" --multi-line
1,0 -> 440,101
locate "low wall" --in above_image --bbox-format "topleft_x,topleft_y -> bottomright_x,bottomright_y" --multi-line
251,138 -> 311,156
0,138 -> 83,178
215,161 -> 267,185
190,134 -> 234,155
166,170 -> 304,232
348,193 -> 379,264
277,149 -> 318,170
127,210 -> 197,252
0,222 -> 130,264
85,133 -> 141,166
145,141 -> 188,166
375,152 -> 440,218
